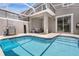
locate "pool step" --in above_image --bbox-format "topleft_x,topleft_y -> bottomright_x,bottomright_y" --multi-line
0,39 -> 19,51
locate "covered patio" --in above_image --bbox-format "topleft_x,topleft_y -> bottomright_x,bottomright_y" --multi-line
28,9 -> 55,34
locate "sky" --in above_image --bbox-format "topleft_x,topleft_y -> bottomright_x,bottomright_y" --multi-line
0,3 -> 34,14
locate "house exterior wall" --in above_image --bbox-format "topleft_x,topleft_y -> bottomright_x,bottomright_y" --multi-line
0,18 -> 28,35
55,3 -> 79,34
8,20 -> 24,34
29,17 -> 43,33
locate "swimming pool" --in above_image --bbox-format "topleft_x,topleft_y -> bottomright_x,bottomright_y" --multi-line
0,35 -> 79,56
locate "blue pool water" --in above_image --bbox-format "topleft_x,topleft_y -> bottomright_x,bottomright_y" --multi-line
0,36 -> 79,56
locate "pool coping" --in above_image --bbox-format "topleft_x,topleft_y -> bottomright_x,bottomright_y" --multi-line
0,33 -> 60,40
0,33 -> 79,40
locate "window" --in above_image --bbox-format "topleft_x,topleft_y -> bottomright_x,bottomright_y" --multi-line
57,15 -> 72,33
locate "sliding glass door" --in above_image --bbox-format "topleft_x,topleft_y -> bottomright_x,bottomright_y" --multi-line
57,16 -> 71,33
57,17 -> 63,32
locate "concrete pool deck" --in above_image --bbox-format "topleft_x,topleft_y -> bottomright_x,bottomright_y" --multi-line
0,33 -> 79,56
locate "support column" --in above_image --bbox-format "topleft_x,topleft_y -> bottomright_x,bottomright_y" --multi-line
44,13 -> 48,34
71,14 -> 74,33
